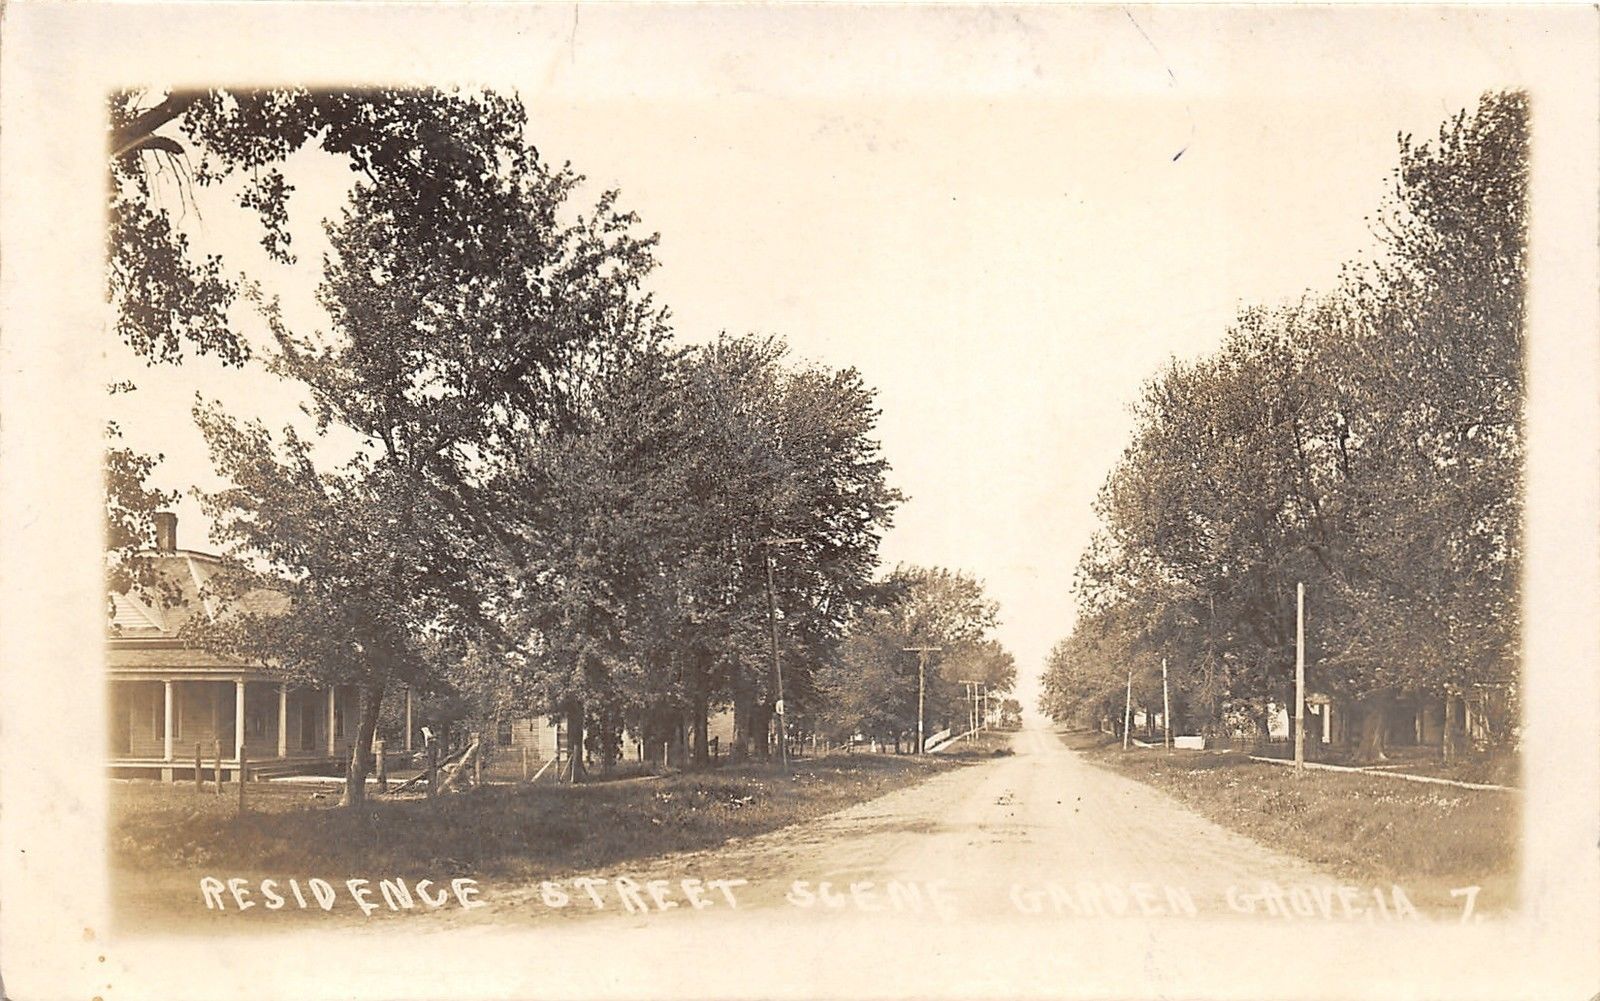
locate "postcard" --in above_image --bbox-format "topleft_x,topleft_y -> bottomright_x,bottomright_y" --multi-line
1,4 -> 1596,999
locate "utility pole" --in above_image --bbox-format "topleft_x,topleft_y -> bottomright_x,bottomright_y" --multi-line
763,537 -> 804,775
904,646 -> 941,753
1162,657 -> 1171,749
960,680 -> 980,740
1295,581 -> 1306,773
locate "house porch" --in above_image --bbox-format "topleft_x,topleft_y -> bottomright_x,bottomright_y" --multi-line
107,678 -> 412,781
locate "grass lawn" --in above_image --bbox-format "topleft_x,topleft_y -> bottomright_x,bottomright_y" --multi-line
1250,741 -> 1519,787
111,751 -> 956,928
1063,730 -> 1519,914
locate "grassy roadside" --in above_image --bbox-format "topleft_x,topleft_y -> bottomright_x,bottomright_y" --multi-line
1062,730 -> 1519,913
1250,741 -> 1519,787
934,728 -> 1017,757
112,752 -> 957,927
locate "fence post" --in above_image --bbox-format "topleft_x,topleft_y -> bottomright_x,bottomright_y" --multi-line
426,743 -> 438,799
213,739 -> 222,794
194,743 -> 202,791
521,747 -> 529,783
375,738 -> 387,792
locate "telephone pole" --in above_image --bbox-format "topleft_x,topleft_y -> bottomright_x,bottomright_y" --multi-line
960,680 -> 981,740
763,537 -> 804,774
904,646 -> 941,753
1295,581 -> 1306,773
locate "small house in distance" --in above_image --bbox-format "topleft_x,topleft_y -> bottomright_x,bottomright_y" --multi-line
107,513 -> 415,781
497,708 -> 738,766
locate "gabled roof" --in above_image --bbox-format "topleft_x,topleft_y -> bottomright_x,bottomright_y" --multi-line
109,549 -> 288,642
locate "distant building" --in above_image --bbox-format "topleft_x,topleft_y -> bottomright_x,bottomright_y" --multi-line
497,716 -> 564,760
499,708 -> 737,764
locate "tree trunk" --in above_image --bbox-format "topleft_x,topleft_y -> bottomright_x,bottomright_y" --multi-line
599,707 -> 619,776
669,715 -> 688,768
1442,694 -> 1459,762
341,681 -> 386,808
731,676 -> 754,763
1355,689 -> 1394,763
567,701 -> 587,783
692,689 -> 710,769
752,702 -> 773,759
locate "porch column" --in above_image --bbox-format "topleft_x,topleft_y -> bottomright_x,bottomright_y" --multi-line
162,680 -> 174,761
277,683 -> 288,758
404,686 -> 413,752
1322,704 -> 1332,743
234,678 -> 246,763
326,687 -> 337,757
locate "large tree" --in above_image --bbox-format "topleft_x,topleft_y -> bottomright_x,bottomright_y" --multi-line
188,103 -> 666,803
504,333 -> 902,769
104,88 -> 533,617
496,347 -> 683,778
1314,91 -> 1527,755
1042,91 -> 1527,760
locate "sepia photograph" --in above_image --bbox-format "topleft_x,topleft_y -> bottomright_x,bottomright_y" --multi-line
1,4 -> 1597,1000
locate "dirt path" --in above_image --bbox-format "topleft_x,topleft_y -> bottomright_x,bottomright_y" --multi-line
456,720 -> 1364,928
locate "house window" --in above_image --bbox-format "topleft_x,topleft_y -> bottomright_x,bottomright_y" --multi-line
497,718 -> 512,745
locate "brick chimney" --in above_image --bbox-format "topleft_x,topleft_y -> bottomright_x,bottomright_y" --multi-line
153,511 -> 178,554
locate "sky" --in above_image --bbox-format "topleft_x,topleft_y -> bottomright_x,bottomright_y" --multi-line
105,7 -> 1522,713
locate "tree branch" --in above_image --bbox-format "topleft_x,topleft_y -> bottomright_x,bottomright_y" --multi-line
111,92 -> 201,159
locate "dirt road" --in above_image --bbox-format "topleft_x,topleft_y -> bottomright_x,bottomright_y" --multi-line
479,720 -> 1356,926
120,721 -> 1521,1001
